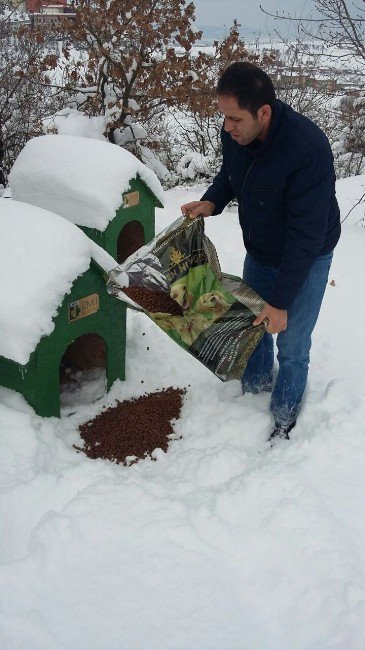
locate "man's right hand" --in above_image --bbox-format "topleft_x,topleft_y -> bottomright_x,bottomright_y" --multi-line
181,200 -> 215,220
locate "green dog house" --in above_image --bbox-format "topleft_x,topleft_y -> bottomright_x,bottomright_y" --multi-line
81,174 -> 161,264
2,136 -> 164,417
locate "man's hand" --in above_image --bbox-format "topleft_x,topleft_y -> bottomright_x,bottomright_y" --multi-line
253,303 -> 287,334
181,200 -> 215,220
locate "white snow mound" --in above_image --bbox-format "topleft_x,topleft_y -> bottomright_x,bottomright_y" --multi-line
8,135 -> 165,231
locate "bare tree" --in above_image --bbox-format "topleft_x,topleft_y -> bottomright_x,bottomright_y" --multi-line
261,1 -> 365,63
53,10 -> 276,181
334,94 -> 365,176
57,0 -> 203,144
0,2 -> 57,184
260,1 -> 365,177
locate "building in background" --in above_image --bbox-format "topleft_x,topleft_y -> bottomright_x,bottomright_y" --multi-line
26,0 -> 75,26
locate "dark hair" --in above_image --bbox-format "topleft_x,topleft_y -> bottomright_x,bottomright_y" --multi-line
217,62 -> 276,115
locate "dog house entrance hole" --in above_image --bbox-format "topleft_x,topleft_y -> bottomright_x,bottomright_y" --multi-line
60,333 -> 107,407
117,220 -> 144,264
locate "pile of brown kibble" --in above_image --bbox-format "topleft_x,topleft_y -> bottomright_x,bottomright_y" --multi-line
74,387 -> 186,465
121,285 -> 183,316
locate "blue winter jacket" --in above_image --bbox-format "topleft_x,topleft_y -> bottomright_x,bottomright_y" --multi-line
201,99 -> 341,309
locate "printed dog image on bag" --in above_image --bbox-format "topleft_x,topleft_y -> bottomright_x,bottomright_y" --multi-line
153,312 -> 210,347
195,290 -> 231,320
170,280 -> 194,312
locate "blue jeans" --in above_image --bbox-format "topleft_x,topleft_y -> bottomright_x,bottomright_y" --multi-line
241,252 -> 333,426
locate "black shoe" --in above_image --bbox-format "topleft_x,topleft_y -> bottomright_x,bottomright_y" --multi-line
269,420 -> 296,442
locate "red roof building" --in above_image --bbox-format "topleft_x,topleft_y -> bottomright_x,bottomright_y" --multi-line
26,0 -> 75,25
27,0 -> 67,11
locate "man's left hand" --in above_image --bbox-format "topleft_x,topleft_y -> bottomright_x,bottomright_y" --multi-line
253,303 -> 287,334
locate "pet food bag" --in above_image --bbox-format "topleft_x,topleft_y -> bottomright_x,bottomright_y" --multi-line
107,216 -> 266,381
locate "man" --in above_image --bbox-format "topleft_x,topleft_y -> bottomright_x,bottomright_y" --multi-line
181,62 -> 341,442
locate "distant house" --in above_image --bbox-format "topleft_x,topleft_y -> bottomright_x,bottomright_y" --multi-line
26,0 -> 75,25
274,73 -> 337,94
27,0 -> 65,11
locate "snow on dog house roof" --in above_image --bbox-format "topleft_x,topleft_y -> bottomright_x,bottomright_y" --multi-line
8,135 -> 165,231
0,199 -> 116,365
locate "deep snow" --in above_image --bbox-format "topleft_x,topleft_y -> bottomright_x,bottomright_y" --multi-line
1,182 -> 365,650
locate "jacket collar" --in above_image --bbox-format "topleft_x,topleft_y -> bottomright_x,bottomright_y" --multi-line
245,99 -> 284,158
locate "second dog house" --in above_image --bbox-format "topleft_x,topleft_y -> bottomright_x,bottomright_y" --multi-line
9,134 -> 164,264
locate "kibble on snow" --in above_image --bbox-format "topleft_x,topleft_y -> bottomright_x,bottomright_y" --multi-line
74,388 -> 185,465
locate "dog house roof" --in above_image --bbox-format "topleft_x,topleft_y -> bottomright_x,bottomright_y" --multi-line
8,135 -> 165,231
0,199 -> 116,365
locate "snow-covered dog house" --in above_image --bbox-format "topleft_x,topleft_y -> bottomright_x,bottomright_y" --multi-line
0,201 -> 126,418
4,135 -> 164,417
9,134 -> 164,264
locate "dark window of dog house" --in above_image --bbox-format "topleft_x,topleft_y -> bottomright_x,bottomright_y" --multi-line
117,220 -> 145,264
60,334 -> 107,406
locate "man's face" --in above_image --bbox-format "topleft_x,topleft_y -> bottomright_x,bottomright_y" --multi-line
218,94 -> 271,146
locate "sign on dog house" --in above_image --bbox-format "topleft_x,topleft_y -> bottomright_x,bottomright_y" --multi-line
0,200 -> 124,418
9,134 -> 164,264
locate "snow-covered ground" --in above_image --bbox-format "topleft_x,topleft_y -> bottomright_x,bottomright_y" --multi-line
1,181 -> 365,649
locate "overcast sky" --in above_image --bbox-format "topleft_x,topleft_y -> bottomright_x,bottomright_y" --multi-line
192,0 -> 317,31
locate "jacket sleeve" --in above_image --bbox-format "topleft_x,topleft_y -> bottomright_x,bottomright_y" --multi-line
269,147 -> 335,309
200,130 -> 235,214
